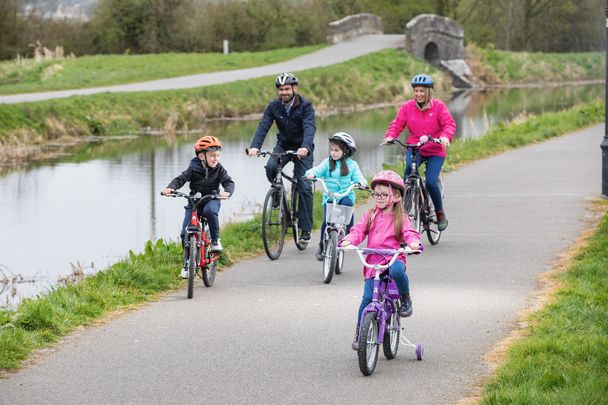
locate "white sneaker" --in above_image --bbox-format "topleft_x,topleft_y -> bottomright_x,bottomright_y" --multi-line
180,268 -> 189,279
211,239 -> 223,252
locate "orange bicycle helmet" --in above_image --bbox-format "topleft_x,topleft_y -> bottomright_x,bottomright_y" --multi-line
194,135 -> 222,153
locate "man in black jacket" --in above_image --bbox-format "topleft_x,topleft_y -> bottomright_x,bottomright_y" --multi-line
248,73 -> 315,243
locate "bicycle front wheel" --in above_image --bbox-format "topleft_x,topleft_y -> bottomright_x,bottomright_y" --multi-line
322,231 -> 338,284
291,188 -> 308,250
404,185 -> 421,233
262,187 -> 286,260
187,235 -> 198,299
358,312 -> 379,376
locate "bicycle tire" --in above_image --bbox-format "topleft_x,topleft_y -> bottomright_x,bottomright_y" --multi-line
335,247 -> 344,275
425,189 -> 441,245
187,235 -> 197,299
291,188 -> 308,250
322,231 -> 338,284
358,311 -> 379,376
383,303 -> 400,359
262,187 -> 286,260
404,185 -> 422,233
201,224 -> 216,287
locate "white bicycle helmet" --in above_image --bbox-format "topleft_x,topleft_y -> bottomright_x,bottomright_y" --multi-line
329,132 -> 357,156
275,73 -> 299,88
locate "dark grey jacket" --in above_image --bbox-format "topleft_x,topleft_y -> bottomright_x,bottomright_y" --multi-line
250,94 -> 316,151
167,157 -> 235,197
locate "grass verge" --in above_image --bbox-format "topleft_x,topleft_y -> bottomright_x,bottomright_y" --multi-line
0,99 -> 603,373
0,45 -> 324,95
478,201 -> 608,404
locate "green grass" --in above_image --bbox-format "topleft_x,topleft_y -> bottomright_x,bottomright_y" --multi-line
0,45 -> 324,95
479,203 -> 608,404
473,46 -> 605,84
0,49 -> 435,146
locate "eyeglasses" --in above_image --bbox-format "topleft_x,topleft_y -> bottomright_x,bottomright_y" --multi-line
372,192 -> 390,200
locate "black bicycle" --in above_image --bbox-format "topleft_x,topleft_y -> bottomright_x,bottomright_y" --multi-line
382,138 -> 444,245
247,148 -> 308,260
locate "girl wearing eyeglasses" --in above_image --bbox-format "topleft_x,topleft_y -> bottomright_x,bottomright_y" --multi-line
340,170 -> 421,351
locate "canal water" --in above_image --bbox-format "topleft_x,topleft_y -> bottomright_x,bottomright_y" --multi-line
0,84 -> 602,306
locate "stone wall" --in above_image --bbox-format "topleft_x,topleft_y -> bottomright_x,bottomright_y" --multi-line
405,14 -> 464,64
327,14 -> 383,44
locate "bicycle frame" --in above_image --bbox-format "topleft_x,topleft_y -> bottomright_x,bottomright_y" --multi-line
312,177 -> 361,240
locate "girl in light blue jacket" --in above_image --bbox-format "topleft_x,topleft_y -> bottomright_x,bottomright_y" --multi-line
305,132 -> 367,261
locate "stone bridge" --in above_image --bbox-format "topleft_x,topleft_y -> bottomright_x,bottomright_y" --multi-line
327,13 -> 383,44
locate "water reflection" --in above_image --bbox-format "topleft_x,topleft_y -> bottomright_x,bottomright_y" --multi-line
0,84 -> 602,306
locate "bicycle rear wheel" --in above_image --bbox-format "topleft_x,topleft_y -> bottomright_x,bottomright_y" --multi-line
425,190 -> 441,245
201,225 -> 216,287
358,312 -> 379,376
187,235 -> 198,299
291,188 -> 308,250
404,185 -> 421,233
322,231 -> 338,284
383,303 -> 400,359
262,187 -> 286,260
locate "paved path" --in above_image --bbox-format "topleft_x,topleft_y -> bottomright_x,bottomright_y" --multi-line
0,35 -> 403,104
0,124 -> 603,404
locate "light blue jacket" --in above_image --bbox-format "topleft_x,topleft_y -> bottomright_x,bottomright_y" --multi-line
305,157 -> 367,205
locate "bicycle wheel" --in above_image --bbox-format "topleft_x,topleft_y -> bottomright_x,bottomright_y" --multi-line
201,226 -> 216,287
335,247 -> 344,275
262,187 -> 286,260
425,189 -> 441,245
358,311 -> 379,376
187,235 -> 198,299
322,231 -> 338,284
291,188 -> 308,250
383,303 -> 400,359
404,185 -> 421,233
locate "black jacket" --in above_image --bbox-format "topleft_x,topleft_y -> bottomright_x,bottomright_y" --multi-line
167,157 -> 235,197
250,94 -> 316,151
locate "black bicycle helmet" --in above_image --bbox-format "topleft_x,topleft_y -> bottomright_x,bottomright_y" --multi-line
275,72 -> 299,88
411,74 -> 434,88
328,132 -> 357,156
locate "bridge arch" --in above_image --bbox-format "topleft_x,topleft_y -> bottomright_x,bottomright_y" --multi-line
405,14 -> 464,66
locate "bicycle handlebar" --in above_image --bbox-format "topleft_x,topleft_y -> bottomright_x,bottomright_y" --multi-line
245,148 -> 299,158
338,245 -> 422,270
160,190 -> 224,202
307,177 -> 369,200
380,137 -> 442,148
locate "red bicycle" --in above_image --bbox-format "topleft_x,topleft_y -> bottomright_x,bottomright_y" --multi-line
163,191 -> 221,299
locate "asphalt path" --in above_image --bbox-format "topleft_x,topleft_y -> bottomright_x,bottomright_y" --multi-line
0,124 -> 602,404
0,34 -> 404,104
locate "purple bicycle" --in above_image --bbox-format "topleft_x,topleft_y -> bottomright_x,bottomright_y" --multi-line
340,245 -> 424,376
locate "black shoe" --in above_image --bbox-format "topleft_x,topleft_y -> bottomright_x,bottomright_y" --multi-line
299,230 -> 311,243
399,295 -> 413,317
315,245 -> 324,261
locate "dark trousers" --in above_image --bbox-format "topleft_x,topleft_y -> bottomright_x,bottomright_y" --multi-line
405,151 -> 445,212
265,144 -> 313,232
180,199 -> 221,246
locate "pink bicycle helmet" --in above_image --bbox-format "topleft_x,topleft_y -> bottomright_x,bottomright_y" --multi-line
370,170 -> 405,196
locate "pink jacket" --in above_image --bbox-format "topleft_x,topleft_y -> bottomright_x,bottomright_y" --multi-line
343,208 -> 421,279
385,99 -> 456,157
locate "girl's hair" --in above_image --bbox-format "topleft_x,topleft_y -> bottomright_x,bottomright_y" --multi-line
328,140 -> 350,177
365,184 -> 405,242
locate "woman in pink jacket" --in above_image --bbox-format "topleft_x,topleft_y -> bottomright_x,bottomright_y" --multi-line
384,74 -> 456,231
341,170 -> 421,350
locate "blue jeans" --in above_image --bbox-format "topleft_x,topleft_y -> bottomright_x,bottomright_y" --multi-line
356,261 -> 409,325
180,199 -> 221,246
265,144 -> 313,232
319,196 -> 353,248
405,150 -> 445,212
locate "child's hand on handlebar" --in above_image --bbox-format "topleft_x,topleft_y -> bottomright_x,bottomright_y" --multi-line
408,241 -> 421,250
305,174 -> 315,180
340,240 -> 352,247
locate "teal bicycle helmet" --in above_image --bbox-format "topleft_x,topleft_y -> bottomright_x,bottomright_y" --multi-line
411,74 -> 434,88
